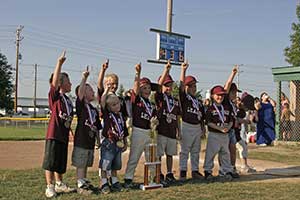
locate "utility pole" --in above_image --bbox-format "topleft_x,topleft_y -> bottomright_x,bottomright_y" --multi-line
14,25 -> 24,113
166,0 -> 173,32
33,64 -> 37,118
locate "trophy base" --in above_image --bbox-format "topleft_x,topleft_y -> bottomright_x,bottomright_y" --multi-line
140,183 -> 163,190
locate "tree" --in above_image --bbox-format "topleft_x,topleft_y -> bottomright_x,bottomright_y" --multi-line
284,5 -> 300,67
0,52 -> 14,112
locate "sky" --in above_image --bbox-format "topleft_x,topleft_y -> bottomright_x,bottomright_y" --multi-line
0,0 -> 298,100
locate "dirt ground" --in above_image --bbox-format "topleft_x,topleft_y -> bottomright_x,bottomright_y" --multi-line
0,141 -> 300,182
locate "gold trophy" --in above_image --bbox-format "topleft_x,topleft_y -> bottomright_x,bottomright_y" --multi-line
140,117 -> 163,190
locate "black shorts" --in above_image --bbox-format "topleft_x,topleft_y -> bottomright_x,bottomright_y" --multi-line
42,139 -> 68,174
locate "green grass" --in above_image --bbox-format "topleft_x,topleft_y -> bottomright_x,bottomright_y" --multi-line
248,145 -> 300,166
0,126 -> 46,140
0,168 -> 300,200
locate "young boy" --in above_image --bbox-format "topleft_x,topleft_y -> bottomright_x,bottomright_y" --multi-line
42,51 -> 76,198
99,84 -> 129,194
179,61 -> 205,181
156,61 -> 181,184
124,63 -> 158,188
203,85 -> 234,181
97,60 -> 128,118
222,66 -> 240,178
72,67 -> 102,195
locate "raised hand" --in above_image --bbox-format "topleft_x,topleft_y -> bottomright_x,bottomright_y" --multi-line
102,59 -> 109,70
232,65 -> 238,74
166,59 -> 171,71
181,60 -> 189,71
135,62 -> 141,74
83,65 -> 90,79
58,50 -> 66,65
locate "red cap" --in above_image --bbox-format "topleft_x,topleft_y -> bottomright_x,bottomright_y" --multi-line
184,75 -> 198,86
158,74 -> 174,85
140,77 -> 151,87
211,85 -> 226,95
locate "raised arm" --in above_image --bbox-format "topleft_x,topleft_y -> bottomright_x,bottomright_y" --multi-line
180,61 -> 189,92
158,60 -> 171,86
100,83 -> 111,108
133,63 -> 141,95
97,59 -> 109,91
52,51 -> 66,90
78,66 -> 90,101
224,65 -> 238,93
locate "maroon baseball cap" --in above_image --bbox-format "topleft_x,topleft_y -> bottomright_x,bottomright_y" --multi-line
211,85 -> 226,95
184,75 -> 198,86
229,83 -> 242,93
158,74 -> 174,85
140,77 -> 151,87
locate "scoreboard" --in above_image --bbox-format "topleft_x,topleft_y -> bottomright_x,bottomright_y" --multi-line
157,33 -> 185,63
149,28 -> 190,65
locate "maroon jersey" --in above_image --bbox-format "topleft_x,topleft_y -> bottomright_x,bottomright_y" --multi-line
179,89 -> 205,125
102,109 -> 129,142
206,103 -> 233,133
97,88 -> 128,118
46,86 -> 74,143
74,98 -> 102,149
155,92 -> 181,139
131,91 -> 157,129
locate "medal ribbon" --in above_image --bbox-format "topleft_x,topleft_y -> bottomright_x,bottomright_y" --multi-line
86,103 -> 95,125
110,113 -> 124,138
141,97 -> 153,116
213,103 -> 225,124
61,94 -> 71,116
230,100 -> 237,116
164,93 -> 175,113
187,94 -> 199,111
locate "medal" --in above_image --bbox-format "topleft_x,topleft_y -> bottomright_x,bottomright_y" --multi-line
187,94 -> 202,121
88,130 -> 95,138
116,140 -> 125,148
164,94 -> 175,124
61,94 -> 73,128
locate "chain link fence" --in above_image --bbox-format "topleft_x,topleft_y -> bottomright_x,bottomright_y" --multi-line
278,81 -> 300,141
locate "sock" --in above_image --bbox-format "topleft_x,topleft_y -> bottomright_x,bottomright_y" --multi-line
101,178 -> 108,186
77,179 -> 85,188
111,177 -> 118,184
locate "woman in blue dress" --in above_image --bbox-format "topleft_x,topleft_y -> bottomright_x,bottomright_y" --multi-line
255,92 -> 276,146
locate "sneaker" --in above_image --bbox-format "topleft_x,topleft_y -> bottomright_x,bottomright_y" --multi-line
77,183 -> 94,195
111,182 -> 123,192
45,184 -> 57,198
219,173 -> 233,182
179,171 -> 187,181
101,183 -> 110,194
156,174 -> 169,187
241,166 -> 257,174
192,171 -> 203,179
165,173 -> 176,184
204,171 -> 214,182
55,182 -> 76,193
123,179 -> 133,189
227,171 -> 240,179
